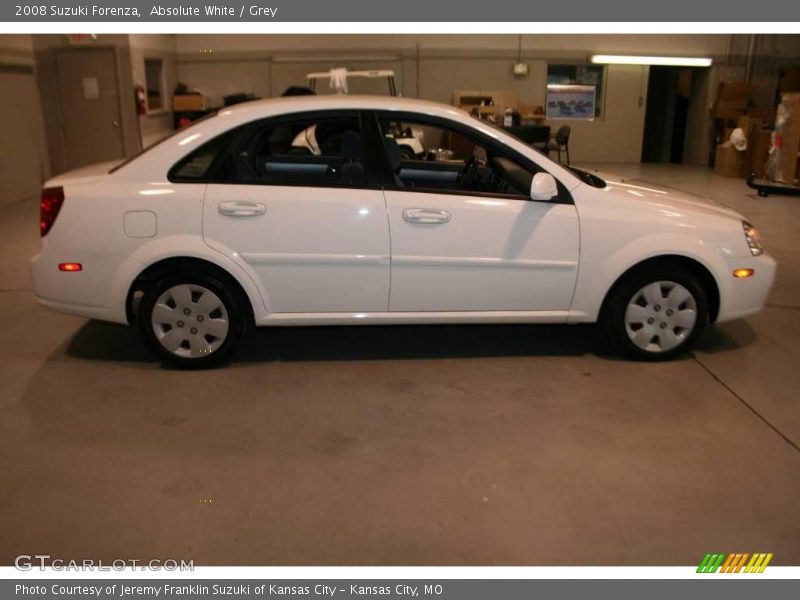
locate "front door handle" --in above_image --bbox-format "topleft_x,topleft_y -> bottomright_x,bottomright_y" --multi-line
218,201 -> 266,217
402,208 -> 451,224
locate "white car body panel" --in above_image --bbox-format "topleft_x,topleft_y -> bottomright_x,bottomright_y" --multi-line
204,184 -> 390,313
567,174 -> 775,323
384,190 -> 579,311
30,95 -> 775,333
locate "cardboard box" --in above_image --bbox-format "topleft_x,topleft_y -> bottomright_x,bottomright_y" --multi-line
713,99 -> 748,119
736,116 -> 765,177
749,130 -> 772,178
778,66 -> 800,94
737,115 -> 763,136
173,94 -> 206,111
718,82 -> 753,101
723,127 -> 734,143
714,143 -> 744,178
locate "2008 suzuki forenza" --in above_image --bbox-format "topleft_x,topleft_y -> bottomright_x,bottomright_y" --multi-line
31,96 -> 776,368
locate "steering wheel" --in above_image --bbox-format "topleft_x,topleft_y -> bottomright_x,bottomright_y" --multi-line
459,156 -> 479,190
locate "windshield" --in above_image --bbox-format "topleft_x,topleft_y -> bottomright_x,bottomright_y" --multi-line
484,119 -> 606,188
480,119 -> 547,157
109,110 -> 220,174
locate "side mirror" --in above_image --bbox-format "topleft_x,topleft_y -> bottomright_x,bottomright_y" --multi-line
530,172 -> 558,201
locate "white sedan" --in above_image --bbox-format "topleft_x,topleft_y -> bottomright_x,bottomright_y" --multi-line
31,95 -> 775,368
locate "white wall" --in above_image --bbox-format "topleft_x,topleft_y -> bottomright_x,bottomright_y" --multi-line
0,34 -> 49,206
566,65 -> 650,163
175,34 -> 733,56
0,34 -> 34,52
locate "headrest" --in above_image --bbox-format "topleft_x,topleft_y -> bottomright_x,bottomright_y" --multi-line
341,130 -> 361,161
236,152 -> 257,182
384,137 -> 403,172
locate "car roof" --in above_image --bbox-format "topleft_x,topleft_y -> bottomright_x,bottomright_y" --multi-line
219,94 -> 469,121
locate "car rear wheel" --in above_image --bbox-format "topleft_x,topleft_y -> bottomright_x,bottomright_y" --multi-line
139,271 -> 246,369
602,266 -> 708,360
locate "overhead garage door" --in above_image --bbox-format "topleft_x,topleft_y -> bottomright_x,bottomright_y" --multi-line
0,64 -> 48,208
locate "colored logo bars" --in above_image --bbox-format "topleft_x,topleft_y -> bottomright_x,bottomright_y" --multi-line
697,553 -> 773,573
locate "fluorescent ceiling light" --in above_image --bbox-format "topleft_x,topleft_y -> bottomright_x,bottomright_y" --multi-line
590,55 -> 713,67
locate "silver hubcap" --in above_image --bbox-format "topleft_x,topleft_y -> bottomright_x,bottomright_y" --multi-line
625,281 -> 697,353
151,284 -> 229,359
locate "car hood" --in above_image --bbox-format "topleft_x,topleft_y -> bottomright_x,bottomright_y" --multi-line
591,170 -> 745,222
45,159 -> 123,188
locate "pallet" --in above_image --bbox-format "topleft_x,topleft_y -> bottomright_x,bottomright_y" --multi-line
746,173 -> 800,197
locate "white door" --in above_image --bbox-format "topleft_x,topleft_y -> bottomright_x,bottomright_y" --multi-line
385,191 -> 579,311
201,112 -> 390,313
377,114 -> 579,312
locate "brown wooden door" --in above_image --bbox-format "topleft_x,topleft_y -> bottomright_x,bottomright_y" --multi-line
55,47 -> 124,170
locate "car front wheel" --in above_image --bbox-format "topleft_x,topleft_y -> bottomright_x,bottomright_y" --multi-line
139,271 -> 246,369
602,267 -> 709,360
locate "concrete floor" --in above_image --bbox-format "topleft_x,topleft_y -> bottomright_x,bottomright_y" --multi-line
0,164 -> 798,566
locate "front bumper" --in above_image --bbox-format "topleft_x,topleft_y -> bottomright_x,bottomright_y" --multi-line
716,252 -> 776,322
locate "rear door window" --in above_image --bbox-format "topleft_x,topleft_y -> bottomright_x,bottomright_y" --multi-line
227,113 -> 369,188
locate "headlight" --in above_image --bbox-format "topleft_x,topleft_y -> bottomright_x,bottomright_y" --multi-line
742,221 -> 763,256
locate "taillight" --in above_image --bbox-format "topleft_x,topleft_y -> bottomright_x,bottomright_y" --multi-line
58,263 -> 83,272
40,186 -> 64,237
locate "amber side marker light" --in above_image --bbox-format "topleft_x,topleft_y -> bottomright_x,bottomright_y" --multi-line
733,268 -> 754,278
58,263 -> 82,272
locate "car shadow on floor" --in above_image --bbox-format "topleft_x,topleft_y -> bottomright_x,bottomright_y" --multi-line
692,319 -> 758,353
64,321 -> 610,365
61,318 -> 754,366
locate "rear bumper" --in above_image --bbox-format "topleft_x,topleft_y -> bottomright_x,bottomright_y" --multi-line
33,295 -> 121,322
30,249 -> 129,324
716,252 -> 776,322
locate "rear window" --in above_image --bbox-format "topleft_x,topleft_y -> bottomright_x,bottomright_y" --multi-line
109,111 -> 219,174
169,126 -> 246,182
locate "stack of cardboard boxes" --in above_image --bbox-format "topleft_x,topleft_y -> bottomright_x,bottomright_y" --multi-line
713,82 -> 773,178
779,67 -> 800,99
713,82 -> 752,121
713,75 -> 800,183
715,114 -> 770,178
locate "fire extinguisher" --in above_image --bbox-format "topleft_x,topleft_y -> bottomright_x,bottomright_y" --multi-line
135,83 -> 147,116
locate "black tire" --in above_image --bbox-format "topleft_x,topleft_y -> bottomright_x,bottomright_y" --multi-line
601,264 -> 709,361
138,268 -> 247,369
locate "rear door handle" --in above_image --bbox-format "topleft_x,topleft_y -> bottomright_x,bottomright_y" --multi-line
402,208 -> 451,224
218,201 -> 266,217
